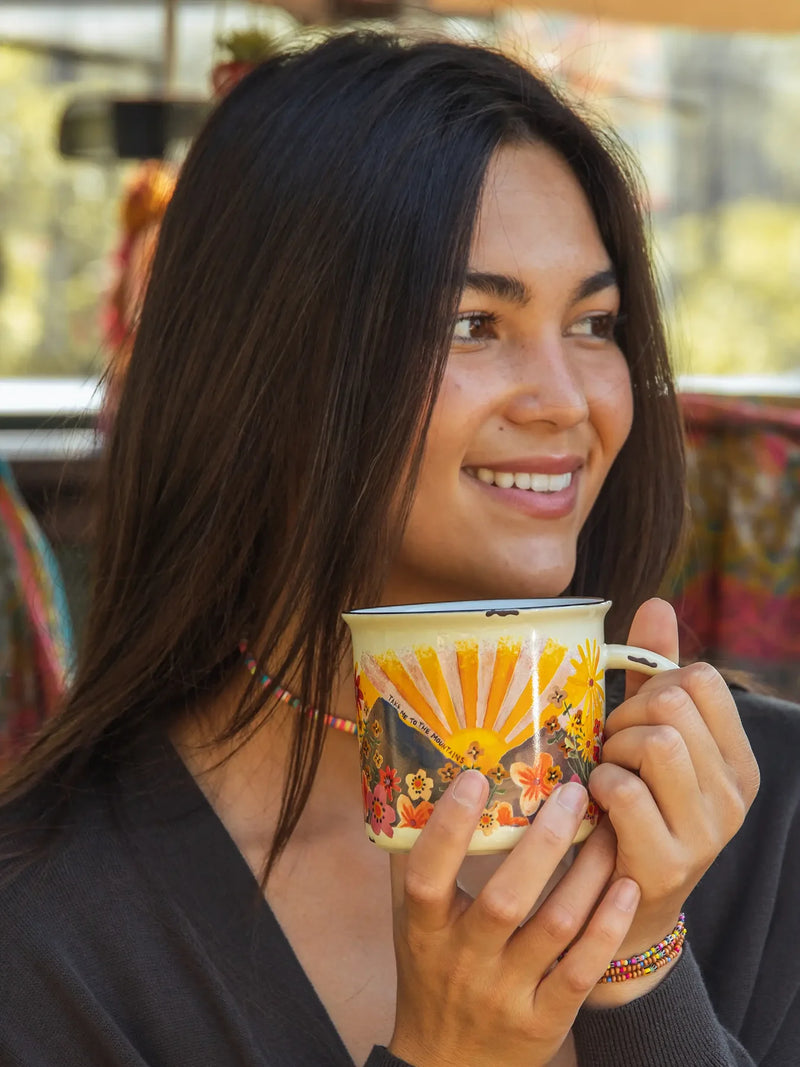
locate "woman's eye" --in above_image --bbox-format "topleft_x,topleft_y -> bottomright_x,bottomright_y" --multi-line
451,312 -> 499,345
567,313 -> 618,341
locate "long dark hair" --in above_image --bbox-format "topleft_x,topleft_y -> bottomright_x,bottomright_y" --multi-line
0,32 -> 684,871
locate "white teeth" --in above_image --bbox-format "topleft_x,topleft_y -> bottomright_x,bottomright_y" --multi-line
471,468 -> 574,493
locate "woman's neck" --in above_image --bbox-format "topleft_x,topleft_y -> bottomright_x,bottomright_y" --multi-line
170,658 -> 362,871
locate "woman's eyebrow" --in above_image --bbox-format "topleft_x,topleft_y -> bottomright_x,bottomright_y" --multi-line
462,267 -> 618,306
571,267 -> 618,303
463,271 -> 531,305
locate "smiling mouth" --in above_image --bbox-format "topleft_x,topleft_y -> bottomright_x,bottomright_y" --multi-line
465,467 -> 574,493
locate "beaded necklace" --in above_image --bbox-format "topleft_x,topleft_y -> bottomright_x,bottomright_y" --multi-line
239,640 -> 358,736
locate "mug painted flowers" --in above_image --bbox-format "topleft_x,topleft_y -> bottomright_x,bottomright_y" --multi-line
343,599 -> 677,854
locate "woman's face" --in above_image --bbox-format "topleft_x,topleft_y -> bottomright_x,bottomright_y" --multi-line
384,141 -> 633,604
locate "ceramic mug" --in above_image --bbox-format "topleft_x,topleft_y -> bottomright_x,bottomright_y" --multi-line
343,598 -> 677,854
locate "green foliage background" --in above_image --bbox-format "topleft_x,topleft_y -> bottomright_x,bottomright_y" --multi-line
1,27 -> 799,381
0,44 -> 138,376
663,202 -> 800,376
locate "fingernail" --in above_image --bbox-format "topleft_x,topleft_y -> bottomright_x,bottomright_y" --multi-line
452,770 -> 485,808
614,879 -> 640,912
556,782 -> 587,814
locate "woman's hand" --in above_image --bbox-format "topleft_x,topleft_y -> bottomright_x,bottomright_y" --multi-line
387,772 -> 641,1067
585,598 -> 760,1007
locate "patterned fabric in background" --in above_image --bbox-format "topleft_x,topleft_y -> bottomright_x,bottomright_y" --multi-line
0,459 -> 73,767
670,394 -> 800,700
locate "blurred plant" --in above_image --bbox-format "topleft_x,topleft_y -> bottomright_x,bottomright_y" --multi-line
0,44 -> 137,376
211,28 -> 288,97
215,28 -> 282,64
663,199 -> 800,376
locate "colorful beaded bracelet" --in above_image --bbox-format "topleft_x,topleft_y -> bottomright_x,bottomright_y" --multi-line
239,640 -> 358,736
599,913 -> 687,983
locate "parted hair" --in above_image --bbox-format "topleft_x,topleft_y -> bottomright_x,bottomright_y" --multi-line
0,32 -> 684,872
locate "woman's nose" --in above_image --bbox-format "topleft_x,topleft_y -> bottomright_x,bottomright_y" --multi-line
503,335 -> 590,429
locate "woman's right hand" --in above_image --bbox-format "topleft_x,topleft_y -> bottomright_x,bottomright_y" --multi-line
387,771 -> 640,1067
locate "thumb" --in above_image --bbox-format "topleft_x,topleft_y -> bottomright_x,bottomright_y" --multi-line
624,597 -> 679,700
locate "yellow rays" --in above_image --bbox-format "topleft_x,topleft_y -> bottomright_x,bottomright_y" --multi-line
360,635 -> 570,765
415,645 -> 460,733
455,640 -> 479,728
483,638 -> 522,731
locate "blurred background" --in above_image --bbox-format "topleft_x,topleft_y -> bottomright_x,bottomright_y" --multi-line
0,0 -> 797,760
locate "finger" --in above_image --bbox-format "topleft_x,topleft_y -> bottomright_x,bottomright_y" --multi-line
654,663 -> 756,791
504,818 -> 617,978
624,599 -> 680,700
390,770 -> 488,934
605,681 -> 721,782
589,763 -> 676,873
535,878 -> 641,1019
600,722 -> 700,836
608,664 -> 758,809
457,782 -> 589,956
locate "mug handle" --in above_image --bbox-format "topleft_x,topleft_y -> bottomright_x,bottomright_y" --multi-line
605,644 -> 679,675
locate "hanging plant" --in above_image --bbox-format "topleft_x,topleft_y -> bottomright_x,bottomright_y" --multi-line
211,28 -> 281,97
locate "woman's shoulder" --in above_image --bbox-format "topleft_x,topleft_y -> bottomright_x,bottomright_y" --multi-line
690,681 -> 800,912
0,739 -> 186,935
730,683 -> 800,802
0,779 -> 132,933
731,681 -> 800,721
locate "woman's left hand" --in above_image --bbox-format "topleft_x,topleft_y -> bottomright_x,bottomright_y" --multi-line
585,598 -> 760,1007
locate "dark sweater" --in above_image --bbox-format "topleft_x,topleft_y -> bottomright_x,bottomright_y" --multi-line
0,687 -> 798,1066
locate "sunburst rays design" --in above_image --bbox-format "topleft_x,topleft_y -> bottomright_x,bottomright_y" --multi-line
359,636 -> 568,771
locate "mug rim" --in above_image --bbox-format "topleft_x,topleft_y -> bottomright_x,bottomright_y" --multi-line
345,597 -> 608,616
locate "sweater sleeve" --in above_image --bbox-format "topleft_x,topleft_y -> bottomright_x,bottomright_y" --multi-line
572,946 -> 754,1066
365,1049 -> 416,1067
366,949 -> 751,1067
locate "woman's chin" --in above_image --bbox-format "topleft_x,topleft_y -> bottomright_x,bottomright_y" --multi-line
467,566 -> 576,603
380,555 -> 576,606
426,577 -> 573,606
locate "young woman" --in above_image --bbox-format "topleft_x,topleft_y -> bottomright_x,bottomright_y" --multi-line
0,32 -> 796,1067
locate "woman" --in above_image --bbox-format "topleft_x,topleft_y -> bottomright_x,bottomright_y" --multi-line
0,32 -> 796,1067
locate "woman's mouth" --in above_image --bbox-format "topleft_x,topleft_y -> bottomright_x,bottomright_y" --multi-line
463,463 -> 581,519
469,467 -> 573,493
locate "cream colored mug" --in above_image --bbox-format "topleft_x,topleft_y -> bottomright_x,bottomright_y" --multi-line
343,598 -> 677,854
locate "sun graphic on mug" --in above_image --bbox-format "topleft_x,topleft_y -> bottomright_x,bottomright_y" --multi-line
359,636 -> 568,769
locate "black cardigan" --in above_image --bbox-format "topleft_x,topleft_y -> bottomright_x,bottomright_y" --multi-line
1,687 -> 798,1066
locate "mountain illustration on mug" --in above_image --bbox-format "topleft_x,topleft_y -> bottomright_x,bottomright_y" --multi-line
355,636 -> 605,847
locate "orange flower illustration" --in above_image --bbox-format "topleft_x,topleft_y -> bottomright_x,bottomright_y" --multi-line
496,801 -> 529,827
544,764 -> 563,788
406,768 -> 433,802
379,766 -> 401,799
396,794 -> 435,829
487,763 -> 509,785
477,806 -> 500,836
466,740 -> 484,762
510,752 -> 559,816
438,762 -> 461,784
